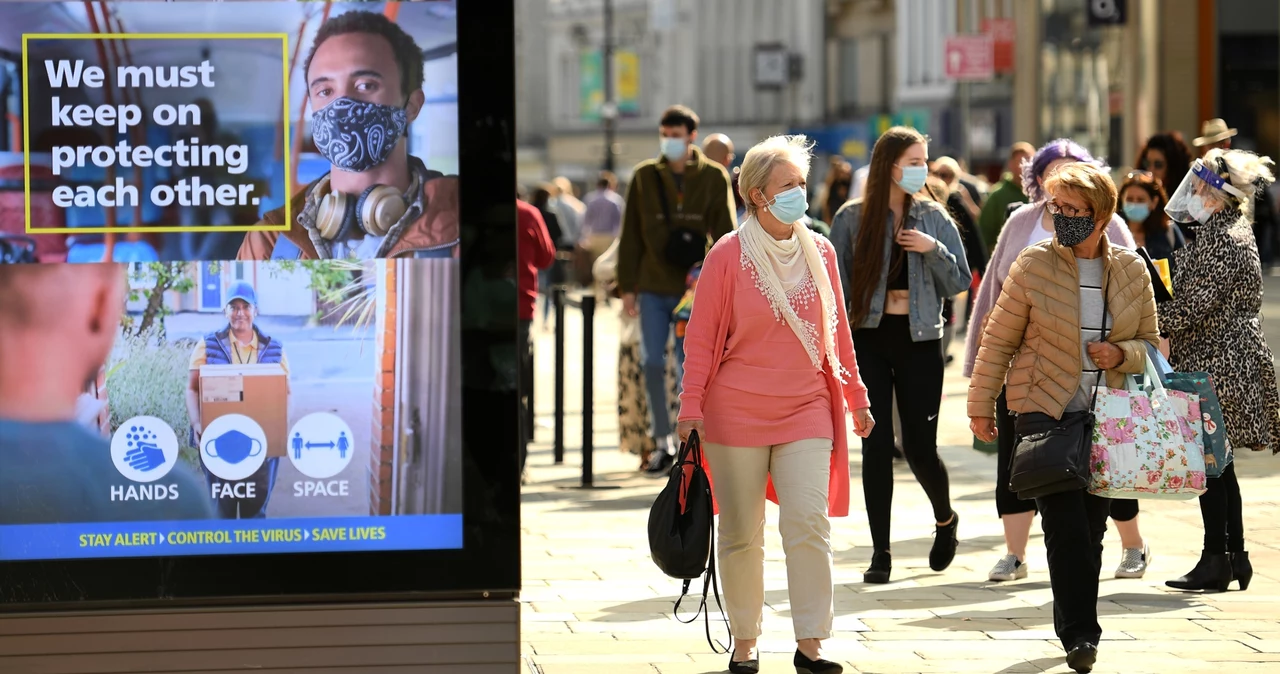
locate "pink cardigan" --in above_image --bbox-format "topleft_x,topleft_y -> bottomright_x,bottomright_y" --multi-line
962,202 -> 1136,378
679,232 -> 870,517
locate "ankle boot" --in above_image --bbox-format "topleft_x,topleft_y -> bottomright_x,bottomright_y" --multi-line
1166,551 -> 1233,592
1231,551 -> 1253,591
864,550 -> 892,584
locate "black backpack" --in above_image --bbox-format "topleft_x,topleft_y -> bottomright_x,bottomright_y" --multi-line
646,430 -> 730,653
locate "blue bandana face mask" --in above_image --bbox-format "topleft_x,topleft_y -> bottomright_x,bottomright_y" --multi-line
312,97 -> 409,173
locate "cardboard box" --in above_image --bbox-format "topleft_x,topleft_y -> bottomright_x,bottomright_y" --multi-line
199,363 -> 289,459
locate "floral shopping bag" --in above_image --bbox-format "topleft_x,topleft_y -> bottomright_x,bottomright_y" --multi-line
1088,355 -> 1208,500
1147,344 -> 1233,478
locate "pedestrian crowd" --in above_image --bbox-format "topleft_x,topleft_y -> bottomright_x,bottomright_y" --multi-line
516,105 -> 1280,674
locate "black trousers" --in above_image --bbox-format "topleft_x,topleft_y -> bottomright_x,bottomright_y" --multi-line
1199,461 -> 1245,553
1036,487 -> 1111,650
995,387 -> 1140,522
518,319 -> 533,471
854,315 -> 951,553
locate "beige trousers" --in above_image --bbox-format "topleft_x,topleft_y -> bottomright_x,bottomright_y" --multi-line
704,438 -> 835,641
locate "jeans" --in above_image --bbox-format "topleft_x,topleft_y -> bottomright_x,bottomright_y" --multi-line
705,438 -> 834,640
1036,488 -> 1110,650
638,292 -> 684,443
853,314 -> 951,552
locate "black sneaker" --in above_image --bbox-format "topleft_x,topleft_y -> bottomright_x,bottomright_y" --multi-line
930,511 -> 960,571
864,550 -> 892,584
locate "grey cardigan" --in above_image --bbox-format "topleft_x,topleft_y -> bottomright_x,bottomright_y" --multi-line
829,198 -> 972,342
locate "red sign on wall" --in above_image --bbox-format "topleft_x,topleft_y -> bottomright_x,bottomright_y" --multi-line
944,35 -> 994,82
982,18 -> 1016,74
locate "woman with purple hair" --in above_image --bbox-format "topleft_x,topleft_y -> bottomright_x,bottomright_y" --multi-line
961,139 -> 1149,584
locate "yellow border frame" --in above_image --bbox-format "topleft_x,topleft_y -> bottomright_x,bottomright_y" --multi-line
23,33 -> 291,234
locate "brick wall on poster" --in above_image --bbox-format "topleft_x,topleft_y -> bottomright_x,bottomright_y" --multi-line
369,262 -> 398,516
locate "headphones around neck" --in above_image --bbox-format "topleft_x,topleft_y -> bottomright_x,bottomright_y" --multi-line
314,175 -> 408,240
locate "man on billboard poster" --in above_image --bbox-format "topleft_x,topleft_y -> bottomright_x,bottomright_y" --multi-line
238,11 -> 460,261
0,265 -> 211,525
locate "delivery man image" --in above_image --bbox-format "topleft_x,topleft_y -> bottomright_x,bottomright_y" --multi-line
238,10 -> 459,261
186,281 -> 291,519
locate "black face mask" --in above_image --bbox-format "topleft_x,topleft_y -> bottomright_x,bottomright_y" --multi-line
1053,212 -> 1096,248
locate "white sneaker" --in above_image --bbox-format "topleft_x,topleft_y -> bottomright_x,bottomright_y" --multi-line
1115,545 -> 1151,578
988,554 -> 1027,582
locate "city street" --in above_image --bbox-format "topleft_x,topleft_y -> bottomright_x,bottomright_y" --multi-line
520,285 -> 1280,674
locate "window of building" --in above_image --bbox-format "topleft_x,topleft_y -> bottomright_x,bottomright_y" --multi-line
1038,0 -> 1125,166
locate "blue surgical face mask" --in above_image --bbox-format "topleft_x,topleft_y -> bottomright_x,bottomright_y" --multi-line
1123,202 -> 1151,222
660,137 -> 687,161
764,186 -> 808,224
896,165 -> 928,194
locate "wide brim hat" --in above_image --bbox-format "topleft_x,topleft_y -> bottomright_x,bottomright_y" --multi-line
1194,118 -> 1238,147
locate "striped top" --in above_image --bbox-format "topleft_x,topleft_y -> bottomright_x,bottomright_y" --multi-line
1067,256 -> 1111,413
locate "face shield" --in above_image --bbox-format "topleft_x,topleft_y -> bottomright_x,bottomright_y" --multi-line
1165,158 -> 1248,224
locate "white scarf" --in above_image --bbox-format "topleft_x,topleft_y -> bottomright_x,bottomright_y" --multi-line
738,216 -> 848,383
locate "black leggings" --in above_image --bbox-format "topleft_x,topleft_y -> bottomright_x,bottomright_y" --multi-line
854,315 -> 951,553
1199,461 -> 1245,553
994,387 -> 1140,522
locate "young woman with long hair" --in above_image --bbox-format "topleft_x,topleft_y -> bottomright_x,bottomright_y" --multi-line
1135,132 -> 1194,199
829,127 -> 971,584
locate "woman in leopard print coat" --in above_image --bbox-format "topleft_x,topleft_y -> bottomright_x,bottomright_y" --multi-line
1160,148 -> 1278,594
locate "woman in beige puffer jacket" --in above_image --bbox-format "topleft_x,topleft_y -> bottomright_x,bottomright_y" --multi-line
967,163 -> 1158,674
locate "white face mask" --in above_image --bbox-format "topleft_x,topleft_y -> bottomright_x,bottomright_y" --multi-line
1188,195 -> 1219,224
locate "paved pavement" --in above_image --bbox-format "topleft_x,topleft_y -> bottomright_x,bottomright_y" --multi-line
521,292 -> 1280,674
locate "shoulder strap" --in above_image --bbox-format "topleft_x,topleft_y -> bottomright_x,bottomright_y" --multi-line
670,432 -> 732,655
1089,274 -> 1110,410
651,166 -> 674,227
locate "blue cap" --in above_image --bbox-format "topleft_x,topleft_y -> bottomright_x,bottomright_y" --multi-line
226,281 -> 258,307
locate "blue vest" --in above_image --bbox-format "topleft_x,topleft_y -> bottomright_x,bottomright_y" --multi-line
205,327 -> 283,365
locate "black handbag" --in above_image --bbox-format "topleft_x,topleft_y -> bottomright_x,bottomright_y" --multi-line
1007,278 -> 1108,500
1008,409 -> 1094,499
646,430 -> 730,654
652,168 -> 708,271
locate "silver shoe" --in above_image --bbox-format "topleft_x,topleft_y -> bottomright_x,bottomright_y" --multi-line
1115,545 -> 1150,578
988,554 -> 1027,582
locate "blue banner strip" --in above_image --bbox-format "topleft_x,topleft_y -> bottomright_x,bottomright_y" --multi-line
0,514 -> 463,561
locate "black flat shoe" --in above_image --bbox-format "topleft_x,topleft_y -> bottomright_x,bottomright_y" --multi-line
1166,551 -> 1232,592
794,649 -> 842,674
1232,551 -> 1253,591
728,651 -> 759,674
863,550 -> 891,584
930,511 -> 960,572
1065,642 -> 1097,673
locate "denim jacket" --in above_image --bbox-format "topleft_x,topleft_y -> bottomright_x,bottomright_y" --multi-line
828,198 -> 971,342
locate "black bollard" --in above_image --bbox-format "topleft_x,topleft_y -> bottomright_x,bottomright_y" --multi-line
553,286 -> 566,464
581,295 -> 595,487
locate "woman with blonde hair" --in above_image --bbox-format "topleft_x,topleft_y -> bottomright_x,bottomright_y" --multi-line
678,135 -> 874,674
969,163 -> 1159,673
1161,148 -> 1280,593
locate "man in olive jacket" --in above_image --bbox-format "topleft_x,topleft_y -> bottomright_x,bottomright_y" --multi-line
617,105 -> 737,475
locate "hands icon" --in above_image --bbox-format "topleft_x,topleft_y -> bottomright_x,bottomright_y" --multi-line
125,441 -> 167,472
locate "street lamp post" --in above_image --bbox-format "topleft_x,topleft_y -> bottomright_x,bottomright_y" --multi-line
601,0 -> 616,172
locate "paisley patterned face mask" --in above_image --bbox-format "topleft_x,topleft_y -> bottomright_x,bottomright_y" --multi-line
311,97 -> 409,172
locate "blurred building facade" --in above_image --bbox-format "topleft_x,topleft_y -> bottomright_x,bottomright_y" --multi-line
516,0 -> 1279,189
